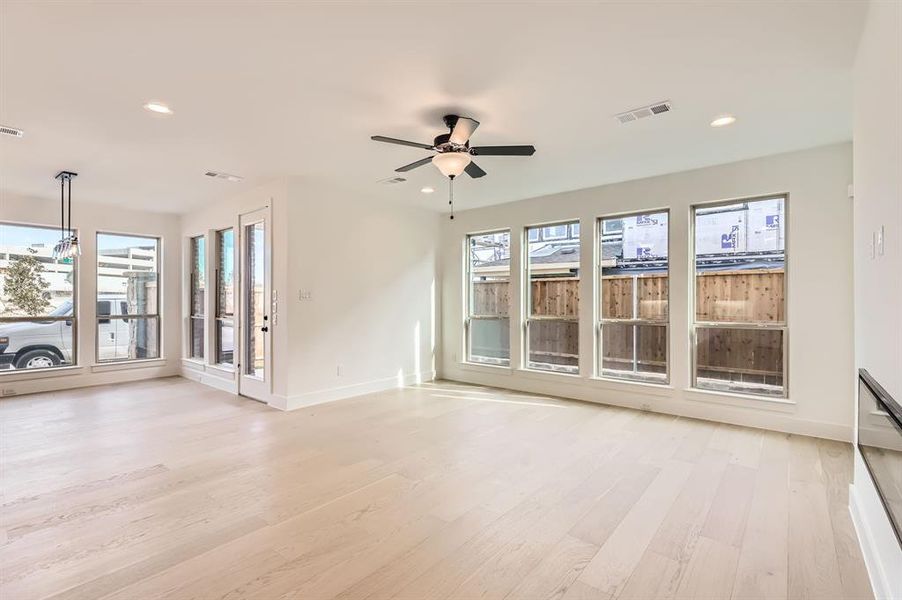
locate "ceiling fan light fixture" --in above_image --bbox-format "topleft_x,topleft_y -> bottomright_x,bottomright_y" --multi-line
432,152 -> 471,178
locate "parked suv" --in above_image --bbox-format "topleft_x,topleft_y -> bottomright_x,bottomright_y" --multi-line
0,294 -> 134,370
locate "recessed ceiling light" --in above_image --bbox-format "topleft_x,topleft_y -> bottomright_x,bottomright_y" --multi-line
420,186 -> 435,194
710,115 -> 736,127
143,101 -> 173,115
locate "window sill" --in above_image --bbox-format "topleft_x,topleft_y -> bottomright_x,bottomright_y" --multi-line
516,368 -> 582,383
683,387 -> 795,412
588,376 -> 673,397
91,358 -> 167,373
0,365 -> 84,381
458,361 -> 513,375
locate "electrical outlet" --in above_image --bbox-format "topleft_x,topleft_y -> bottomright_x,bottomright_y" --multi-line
336,364 -> 343,377
299,290 -> 312,301
640,403 -> 651,411
2,388 -> 16,397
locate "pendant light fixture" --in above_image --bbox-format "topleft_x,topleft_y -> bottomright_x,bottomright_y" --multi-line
52,171 -> 80,260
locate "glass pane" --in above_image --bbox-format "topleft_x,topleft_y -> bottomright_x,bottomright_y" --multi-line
0,223 -> 75,318
97,316 -> 160,362
189,317 -> 204,359
191,236 -> 205,316
600,323 -> 667,382
526,222 -> 579,373
467,231 -> 510,365
97,233 -> 159,315
694,198 -> 785,323
216,320 -> 234,366
245,222 -> 264,377
527,319 -> 578,373
468,318 -> 510,365
0,318 -> 74,370
600,212 -> 668,320
695,327 -> 784,396
217,229 -> 234,317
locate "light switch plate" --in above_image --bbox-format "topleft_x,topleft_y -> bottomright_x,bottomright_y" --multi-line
877,225 -> 885,256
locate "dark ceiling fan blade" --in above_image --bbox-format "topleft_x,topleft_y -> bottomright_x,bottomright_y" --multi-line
371,135 -> 434,150
464,161 -> 487,178
471,145 -> 536,156
395,156 -> 434,172
449,117 -> 480,145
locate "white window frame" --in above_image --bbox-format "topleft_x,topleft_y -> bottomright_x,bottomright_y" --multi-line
214,227 -> 235,368
0,221 -> 79,372
689,194 -> 789,399
464,229 -> 511,367
524,220 -> 580,375
95,231 -> 162,364
188,234 -> 205,360
597,209 -> 670,384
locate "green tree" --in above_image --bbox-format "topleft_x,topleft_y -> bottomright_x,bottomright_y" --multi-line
3,248 -> 50,315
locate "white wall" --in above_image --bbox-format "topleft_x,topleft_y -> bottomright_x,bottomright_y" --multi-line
441,143 -> 855,441
283,179 -> 440,408
849,1 -> 902,597
178,178 -> 441,409
0,191 -> 182,395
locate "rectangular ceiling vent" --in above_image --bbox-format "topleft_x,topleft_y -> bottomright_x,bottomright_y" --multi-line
615,101 -> 672,124
0,125 -> 24,138
205,171 -> 244,182
378,176 -> 407,185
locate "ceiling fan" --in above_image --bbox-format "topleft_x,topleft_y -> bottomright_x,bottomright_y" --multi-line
371,114 -> 536,180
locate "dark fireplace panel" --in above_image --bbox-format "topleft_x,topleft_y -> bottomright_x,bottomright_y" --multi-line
857,369 -> 902,547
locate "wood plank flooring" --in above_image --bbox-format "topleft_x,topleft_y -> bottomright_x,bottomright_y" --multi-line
0,377 -> 873,599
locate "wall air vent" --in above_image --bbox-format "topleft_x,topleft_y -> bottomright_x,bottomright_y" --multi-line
378,176 -> 407,185
0,125 -> 24,138
615,101 -> 672,124
205,171 -> 244,182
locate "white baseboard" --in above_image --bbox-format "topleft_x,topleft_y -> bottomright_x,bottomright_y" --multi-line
850,451 -> 902,599
276,370 -> 437,411
179,365 -> 237,394
441,369 -> 852,442
1,363 -> 178,397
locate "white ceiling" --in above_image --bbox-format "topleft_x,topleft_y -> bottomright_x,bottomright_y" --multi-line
0,1 -> 867,214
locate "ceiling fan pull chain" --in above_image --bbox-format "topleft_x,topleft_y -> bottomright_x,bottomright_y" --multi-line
449,175 -> 455,220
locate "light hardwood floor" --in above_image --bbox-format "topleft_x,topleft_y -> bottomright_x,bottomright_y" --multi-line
0,377 -> 873,600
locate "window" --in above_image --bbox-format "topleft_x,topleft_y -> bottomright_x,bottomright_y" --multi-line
189,235 -> 205,360
691,196 -> 786,397
598,211 -> 669,383
0,223 -> 77,371
525,221 -> 579,373
215,228 -> 234,366
96,233 -> 160,362
465,230 -> 510,366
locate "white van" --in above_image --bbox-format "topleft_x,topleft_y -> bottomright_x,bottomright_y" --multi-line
0,294 -> 139,369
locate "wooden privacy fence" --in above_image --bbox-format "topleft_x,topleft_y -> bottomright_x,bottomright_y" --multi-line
471,269 -> 785,376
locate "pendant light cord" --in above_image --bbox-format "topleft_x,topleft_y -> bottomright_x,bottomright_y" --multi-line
67,175 -> 72,237
60,175 -> 65,240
